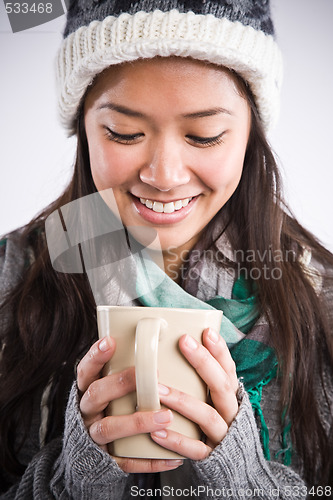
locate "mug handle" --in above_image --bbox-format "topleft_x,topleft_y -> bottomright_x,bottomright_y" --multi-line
135,318 -> 163,411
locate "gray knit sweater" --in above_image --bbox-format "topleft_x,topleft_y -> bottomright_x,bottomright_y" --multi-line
0,231 -> 332,499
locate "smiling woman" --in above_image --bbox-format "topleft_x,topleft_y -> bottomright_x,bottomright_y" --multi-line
84,58 -> 251,273
0,0 -> 333,499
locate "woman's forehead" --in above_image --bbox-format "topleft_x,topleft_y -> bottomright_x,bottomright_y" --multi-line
84,57 -> 244,110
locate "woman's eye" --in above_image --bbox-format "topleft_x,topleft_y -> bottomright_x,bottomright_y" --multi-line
104,127 -> 143,144
186,132 -> 225,148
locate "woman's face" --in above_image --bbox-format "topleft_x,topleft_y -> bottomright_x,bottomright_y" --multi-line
84,57 -> 251,255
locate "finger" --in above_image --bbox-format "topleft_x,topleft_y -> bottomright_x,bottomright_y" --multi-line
179,335 -> 238,425
77,337 -> 115,395
151,428 -> 212,461
114,456 -> 184,473
82,411 -> 105,431
80,367 -> 136,420
89,409 -> 173,446
202,328 -> 238,392
158,384 -> 228,445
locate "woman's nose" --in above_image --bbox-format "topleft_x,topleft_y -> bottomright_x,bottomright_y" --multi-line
139,139 -> 191,191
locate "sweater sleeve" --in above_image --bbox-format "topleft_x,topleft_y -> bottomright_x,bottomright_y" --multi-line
51,382 -> 133,499
0,383 -> 133,500
188,386 -> 307,500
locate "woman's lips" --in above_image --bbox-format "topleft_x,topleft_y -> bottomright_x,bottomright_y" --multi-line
131,194 -> 198,224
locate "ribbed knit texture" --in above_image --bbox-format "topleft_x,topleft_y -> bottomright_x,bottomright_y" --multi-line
56,1 -> 283,135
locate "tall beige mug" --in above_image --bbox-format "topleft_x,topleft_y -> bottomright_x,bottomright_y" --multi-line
97,306 -> 223,459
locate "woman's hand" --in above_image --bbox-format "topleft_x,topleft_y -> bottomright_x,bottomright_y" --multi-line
76,336 -> 183,473
150,328 -> 239,460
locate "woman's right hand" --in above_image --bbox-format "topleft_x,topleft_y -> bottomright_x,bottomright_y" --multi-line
76,336 -> 183,473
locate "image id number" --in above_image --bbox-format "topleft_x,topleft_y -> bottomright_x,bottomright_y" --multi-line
5,3 -> 53,14
282,485 -> 332,497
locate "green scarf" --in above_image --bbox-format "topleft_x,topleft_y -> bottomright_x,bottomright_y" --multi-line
136,257 -> 288,463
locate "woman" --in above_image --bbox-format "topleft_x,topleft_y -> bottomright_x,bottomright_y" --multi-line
1,0 -> 332,498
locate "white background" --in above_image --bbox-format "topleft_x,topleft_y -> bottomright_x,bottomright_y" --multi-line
0,0 -> 332,251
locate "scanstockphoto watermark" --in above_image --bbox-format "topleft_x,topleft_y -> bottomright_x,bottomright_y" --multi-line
130,485 -> 298,497
3,0 -> 69,33
166,247 -> 297,282
130,485 -> 331,497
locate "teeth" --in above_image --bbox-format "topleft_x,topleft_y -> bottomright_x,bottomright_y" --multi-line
139,197 -> 193,213
153,202 -> 164,213
163,202 -> 175,214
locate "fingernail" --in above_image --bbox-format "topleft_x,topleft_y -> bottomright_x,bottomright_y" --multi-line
151,429 -> 167,438
99,337 -> 111,352
89,422 -> 98,435
153,409 -> 172,424
184,335 -> 198,351
158,384 -> 170,395
165,459 -> 183,467
207,328 -> 219,344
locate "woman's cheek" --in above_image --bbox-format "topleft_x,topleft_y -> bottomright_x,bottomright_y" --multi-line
90,145 -> 134,189
199,150 -> 244,192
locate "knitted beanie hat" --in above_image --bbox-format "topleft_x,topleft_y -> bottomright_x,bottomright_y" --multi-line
57,0 -> 283,136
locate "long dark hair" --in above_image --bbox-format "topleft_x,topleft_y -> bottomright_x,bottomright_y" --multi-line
224,91 -> 333,484
0,66 -> 332,487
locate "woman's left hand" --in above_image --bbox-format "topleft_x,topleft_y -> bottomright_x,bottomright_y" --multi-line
150,327 -> 239,460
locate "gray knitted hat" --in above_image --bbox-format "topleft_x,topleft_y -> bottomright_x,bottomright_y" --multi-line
56,0 -> 283,135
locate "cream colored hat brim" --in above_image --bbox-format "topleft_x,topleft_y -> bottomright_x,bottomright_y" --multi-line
56,9 -> 283,135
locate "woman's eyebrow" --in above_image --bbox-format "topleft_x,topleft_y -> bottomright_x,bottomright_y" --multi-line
97,102 -> 233,119
182,107 -> 233,119
97,102 -> 145,118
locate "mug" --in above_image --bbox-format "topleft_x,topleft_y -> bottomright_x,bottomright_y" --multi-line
97,306 -> 223,459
